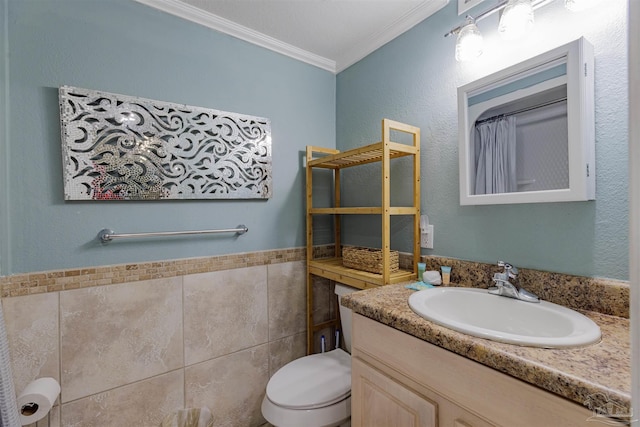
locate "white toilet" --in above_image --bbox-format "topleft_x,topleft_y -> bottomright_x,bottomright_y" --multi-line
261,283 -> 357,427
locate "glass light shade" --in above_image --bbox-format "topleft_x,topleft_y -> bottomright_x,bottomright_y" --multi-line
498,0 -> 534,40
564,0 -> 603,11
455,20 -> 483,62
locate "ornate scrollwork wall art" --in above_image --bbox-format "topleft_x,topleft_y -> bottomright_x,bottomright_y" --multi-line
59,86 -> 272,200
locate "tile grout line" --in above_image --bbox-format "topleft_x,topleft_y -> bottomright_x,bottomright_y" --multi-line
181,274 -> 186,410
56,291 -> 61,427
265,263 -> 271,378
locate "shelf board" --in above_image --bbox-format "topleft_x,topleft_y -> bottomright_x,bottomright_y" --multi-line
307,142 -> 417,170
308,257 -> 416,290
310,207 -> 383,215
309,207 -> 418,215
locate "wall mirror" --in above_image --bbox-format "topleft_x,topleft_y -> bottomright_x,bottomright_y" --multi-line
457,37 -> 595,205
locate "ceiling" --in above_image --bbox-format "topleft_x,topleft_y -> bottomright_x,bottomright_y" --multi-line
134,0 -> 450,73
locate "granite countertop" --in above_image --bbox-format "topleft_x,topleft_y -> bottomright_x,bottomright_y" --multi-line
341,283 -> 631,416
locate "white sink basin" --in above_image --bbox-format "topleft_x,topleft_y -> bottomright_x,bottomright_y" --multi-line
408,287 -> 601,348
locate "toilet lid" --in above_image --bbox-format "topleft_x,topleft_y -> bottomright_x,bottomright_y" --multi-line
266,349 -> 351,410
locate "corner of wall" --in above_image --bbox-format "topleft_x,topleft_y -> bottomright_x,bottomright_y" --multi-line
0,0 -> 10,276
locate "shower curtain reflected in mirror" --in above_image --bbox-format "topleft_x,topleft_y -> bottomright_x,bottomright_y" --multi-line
474,116 -> 517,195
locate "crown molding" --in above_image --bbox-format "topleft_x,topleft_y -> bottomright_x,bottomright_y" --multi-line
335,0 -> 449,72
134,0 -> 337,72
134,0 -> 449,74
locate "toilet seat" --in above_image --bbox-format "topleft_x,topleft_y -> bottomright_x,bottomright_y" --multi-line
266,349 -> 351,410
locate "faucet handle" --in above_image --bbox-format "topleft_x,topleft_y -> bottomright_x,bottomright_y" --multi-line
497,260 -> 512,271
497,261 -> 518,278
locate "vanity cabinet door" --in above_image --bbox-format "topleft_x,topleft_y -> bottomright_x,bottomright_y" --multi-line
351,357 -> 437,427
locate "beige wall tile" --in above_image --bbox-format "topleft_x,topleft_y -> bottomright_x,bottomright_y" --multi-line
2,293 -> 59,394
183,266 -> 268,365
267,261 -> 306,341
60,278 -> 183,402
185,345 -> 269,427
26,404 -> 60,427
312,276 -> 336,325
268,332 -> 306,377
2,251 -> 316,424
60,369 -> 184,427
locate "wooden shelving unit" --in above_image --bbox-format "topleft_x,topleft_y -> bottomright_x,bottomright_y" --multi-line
306,118 -> 421,353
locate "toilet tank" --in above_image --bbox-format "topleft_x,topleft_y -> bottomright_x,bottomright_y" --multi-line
334,284 -> 359,352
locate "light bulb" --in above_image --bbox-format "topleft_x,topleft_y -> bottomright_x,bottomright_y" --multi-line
499,0 -> 534,41
455,18 -> 483,62
565,0 -> 603,11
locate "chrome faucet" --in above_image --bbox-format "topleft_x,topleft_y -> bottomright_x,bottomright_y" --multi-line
488,261 -> 540,303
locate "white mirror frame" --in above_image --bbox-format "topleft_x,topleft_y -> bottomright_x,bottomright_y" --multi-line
457,37 -> 595,205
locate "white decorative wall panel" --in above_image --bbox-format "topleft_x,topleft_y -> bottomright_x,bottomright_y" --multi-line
59,86 -> 272,200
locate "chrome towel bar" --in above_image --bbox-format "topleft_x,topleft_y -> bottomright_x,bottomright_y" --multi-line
98,225 -> 248,243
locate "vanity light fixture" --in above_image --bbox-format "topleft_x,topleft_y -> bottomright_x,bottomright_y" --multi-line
498,0 -> 535,40
445,0 -> 592,62
455,17 -> 484,62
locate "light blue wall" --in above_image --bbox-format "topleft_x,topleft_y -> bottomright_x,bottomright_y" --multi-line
337,0 -> 628,280
0,0 -> 8,276
2,0 -> 629,280
2,0 -> 335,275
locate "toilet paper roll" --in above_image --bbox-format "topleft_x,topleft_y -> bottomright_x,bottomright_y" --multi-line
17,377 -> 60,425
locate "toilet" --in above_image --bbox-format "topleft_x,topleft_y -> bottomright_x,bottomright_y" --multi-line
261,283 -> 357,427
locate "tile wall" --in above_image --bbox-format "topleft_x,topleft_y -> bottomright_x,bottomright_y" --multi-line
0,248 -> 315,427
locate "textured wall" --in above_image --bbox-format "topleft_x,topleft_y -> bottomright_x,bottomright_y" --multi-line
3,0 -> 335,275
0,0 -> 9,277
336,0 -> 628,279
2,0 -> 629,280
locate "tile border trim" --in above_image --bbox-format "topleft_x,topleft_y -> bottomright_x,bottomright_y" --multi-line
0,247 -> 307,298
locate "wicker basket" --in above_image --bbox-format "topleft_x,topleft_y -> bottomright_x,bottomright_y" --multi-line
342,246 -> 399,274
